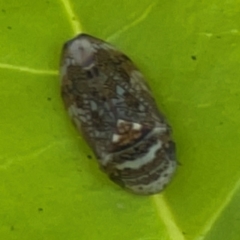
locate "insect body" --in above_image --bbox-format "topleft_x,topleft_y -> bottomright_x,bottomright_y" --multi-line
60,34 -> 176,195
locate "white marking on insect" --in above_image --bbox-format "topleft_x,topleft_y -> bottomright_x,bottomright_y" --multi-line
116,140 -> 162,170
112,134 -> 121,143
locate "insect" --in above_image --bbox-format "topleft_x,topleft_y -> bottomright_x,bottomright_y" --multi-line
60,34 -> 177,195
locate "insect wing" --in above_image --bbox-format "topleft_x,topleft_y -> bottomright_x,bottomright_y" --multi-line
60,34 -> 177,195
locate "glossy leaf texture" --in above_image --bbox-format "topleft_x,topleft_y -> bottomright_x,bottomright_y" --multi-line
0,0 -> 240,240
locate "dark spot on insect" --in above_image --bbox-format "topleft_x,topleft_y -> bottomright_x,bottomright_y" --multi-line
7,26 -> 12,30
87,155 -> 92,159
10,226 -> 14,231
86,67 -> 99,79
86,70 -> 93,79
134,147 -> 139,151
101,96 -> 106,101
93,67 -> 99,76
47,97 -> 52,101
90,88 -> 99,97
191,55 -> 197,60
38,208 -> 43,212
163,141 -> 176,161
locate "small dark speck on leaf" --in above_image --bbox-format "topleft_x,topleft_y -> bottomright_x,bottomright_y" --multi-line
191,55 -> 197,60
87,155 -> 92,159
10,226 -> 14,231
217,36 -> 221,39
7,26 -> 12,30
2,9 -> 6,13
177,161 -> 182,166
219,121 -> 223,125
38,208 -> 43,212
47,97 -> 52,101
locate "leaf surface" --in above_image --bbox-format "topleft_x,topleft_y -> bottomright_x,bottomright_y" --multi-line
0,1 -> 240,239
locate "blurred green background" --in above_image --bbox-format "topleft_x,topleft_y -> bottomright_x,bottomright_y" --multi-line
1,0 -> 240,239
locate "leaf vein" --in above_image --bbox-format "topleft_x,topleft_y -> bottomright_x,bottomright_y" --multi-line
59,0 -> 83,35
195,177 -> 240,240
107,1 -> 157,41
152,195 -> 185,240
0,63 -> 58,75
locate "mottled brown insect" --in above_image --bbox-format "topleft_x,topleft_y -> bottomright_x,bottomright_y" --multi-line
60,33 -> 176,195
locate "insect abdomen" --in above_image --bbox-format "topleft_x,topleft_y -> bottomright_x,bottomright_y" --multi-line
60,34 -> 176,195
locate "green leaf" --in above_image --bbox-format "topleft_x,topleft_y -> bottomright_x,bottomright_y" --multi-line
0,0 -> 240,239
